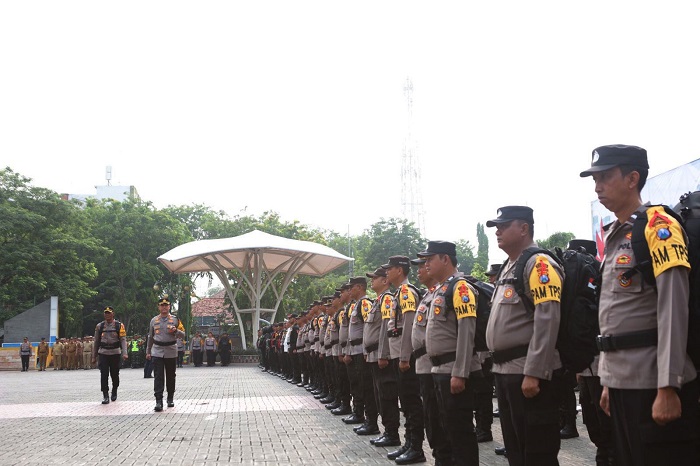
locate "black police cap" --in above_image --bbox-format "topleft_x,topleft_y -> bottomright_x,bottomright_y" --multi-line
580,144 -> 648,177
409,257 -> 426,266
485,263 -> 502,276
568,239 -> 598,256
486,206 -> 534,227
417,241 -> 457,258
348,276 -> 367,286
366,267 -> 387,278
380,255 -> 410,269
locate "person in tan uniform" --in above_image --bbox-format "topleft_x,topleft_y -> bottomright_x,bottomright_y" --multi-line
485,206 -> 565,466
66,338 -> 77,370
37,337 -> 49,371
83,337 -> 93,370
581,144 -> 698,466
52,339 -> 63,370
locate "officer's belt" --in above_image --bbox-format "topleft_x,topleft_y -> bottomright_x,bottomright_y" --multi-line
490,345 -> 529,364
364,343 -> 379,353
100,342 -> 121,349
387,328 -> 403,338
341,342 -> 347,348
313,337 -> 320,342
430,351 -> 456,366
324,343 -> 333,350
596,329 -> 657,352
330,339 -> 339,346
153,340 -> 176,346
349,338 -> 363,346
412,346 -> 427,359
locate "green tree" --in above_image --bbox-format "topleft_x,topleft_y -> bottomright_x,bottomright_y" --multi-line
537,232 -> 575,251
0,168 -> 105,335
455,239 -> 477,276
354,218 -> 426,273
475,222 -> 489,270
83,199 -> 193,335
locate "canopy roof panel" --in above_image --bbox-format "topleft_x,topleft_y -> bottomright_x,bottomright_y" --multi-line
157,229 -> 353,276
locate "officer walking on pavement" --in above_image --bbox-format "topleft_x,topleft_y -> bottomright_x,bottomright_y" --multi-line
92,306 -> 128,404
146,297 -> 186,412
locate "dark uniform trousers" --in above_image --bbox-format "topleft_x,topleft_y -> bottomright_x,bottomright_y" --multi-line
433,373 -> 479,466
473,356 -> 494,433
152,356 -> 177,400
192,349 -> 203,367
609,378 -> 699,466
373,360 -> 400,436
335,358 -> 351,406
579,375 -> 614,464
324,356 -> 336,396
495,370 -> 563,466
396,355 -> 425,446
99,354 -> 121,393
348,354 -> 378,423
419,373 -> 452,462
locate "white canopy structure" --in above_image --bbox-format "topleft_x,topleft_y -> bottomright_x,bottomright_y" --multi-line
157,230 -> 353,349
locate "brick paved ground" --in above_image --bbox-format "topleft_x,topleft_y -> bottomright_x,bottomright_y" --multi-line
0,365 -> 597,465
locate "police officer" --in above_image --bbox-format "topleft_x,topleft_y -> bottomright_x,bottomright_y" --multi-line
19,337 -> 32,371
146,297 -> 186,412
92,306 -> 128,404
476,264 -> 501,441
218,332 -> 232,366
332,285 -> 353,416
409,256 -> 453,464
383,255 -> 426,464
421,240 -> 481,465
486,206 -> 565,466
581,145 -> 699,465
190,332 -> 203,367
204,331 -> 217,366
365,267 -> 402,447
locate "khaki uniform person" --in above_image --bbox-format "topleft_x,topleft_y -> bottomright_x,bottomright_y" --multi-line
83,337 -> 93,370
581,144 -> 698,466
66,339 -> 77,370
486,206 -> 565,466
52,339 -> 63,370
37,338 -> 49,371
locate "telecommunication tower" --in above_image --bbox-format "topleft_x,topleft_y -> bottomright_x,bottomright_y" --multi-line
401,77 -> 425,235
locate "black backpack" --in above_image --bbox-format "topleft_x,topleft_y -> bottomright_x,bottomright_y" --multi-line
499,246 -> 601,373
443,275 -> 493,353
627,194 -> 700,367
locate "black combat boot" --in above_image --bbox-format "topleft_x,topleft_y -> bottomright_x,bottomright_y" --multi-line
154,398 -> 163,412
111,388 -> 118,401
102,391 -> 110,404
387,440 -> 411,460
167,395 -> 174,408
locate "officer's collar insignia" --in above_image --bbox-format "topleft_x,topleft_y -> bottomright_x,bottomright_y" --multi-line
416,314 -> 424,322
434,307 -> 441,315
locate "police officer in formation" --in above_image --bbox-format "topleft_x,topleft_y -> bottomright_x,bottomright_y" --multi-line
581,145 -> 698,466
146,297 -> 186,412
92,306 -> 128,404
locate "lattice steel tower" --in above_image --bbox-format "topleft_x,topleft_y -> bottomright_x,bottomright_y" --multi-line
401,77 -> 425,235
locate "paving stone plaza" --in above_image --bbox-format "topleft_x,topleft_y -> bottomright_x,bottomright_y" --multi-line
0,364 -> 597,465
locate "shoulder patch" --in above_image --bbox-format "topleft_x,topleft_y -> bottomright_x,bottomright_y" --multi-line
119,323 -> 126,338
381,295 -> 393,320
528,254 -> 562,305
453,279 -> 477,319
399,284 -> 417,314
644,207 -> 690,276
